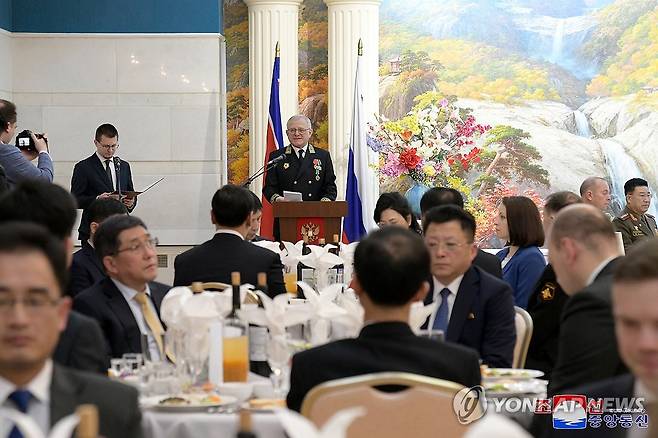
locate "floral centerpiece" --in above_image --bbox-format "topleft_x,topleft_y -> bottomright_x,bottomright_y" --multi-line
368,97 -> 490,189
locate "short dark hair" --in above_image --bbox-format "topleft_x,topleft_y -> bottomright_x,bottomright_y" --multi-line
94,215 -> 148,259
374,192 -> 421,233
87,198 -> 128,224
420,187 -> 464,213
422,205 -> 476,241
544,191 -> 582,214
354,227 -> 430,306
624,178 -> 648,195
211,185 -> 254,227
614,238 -> 658,283
0,222 -> 68,294
95,123 -> 119,142
249,191 -> 262,212
550,204 -> 616,252
502,196 -> 544,247
0,180 -> 77,240
0,99 -> 17,131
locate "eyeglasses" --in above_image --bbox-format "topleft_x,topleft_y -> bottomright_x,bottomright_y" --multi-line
426,240 -> 472,253
0,296 -> 61,315
98,144 -> 119,150
116,237 -> 159,254
286,128 -> 310,134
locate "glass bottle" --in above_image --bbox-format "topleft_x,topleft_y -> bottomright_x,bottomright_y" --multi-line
223,272 -> 249,382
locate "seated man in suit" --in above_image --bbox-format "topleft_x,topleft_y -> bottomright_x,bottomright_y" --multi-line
538,238 -> 658,438
71,123 -> 136,242
74,215 -> 170,361
286,227 -> 481,412
422,205 -> 516,368
548,204 -> 626,394
173,184 -> 286,295
0,222 -> 142,438
420,187 -> 502,278
69,198 -> 127,297
0,180 -> 108,374
247,191 -> 266,242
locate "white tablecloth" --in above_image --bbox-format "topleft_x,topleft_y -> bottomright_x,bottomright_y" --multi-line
143,411 -> 286,438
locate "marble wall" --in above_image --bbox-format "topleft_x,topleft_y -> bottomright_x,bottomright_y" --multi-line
9,33 -> 227,244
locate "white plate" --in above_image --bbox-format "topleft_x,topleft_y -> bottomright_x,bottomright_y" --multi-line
141,394 -> 237,412
484,379 -> 547,397
481,368 -> 544,381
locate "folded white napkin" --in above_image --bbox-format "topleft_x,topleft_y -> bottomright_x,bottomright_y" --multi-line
299,245 -> 344,289
409,301 -> 434,334
297,282 -> 348,345
281,240 -> 305,272
338,242 -> 358,285
238,290 -> 313,336
332,288 -> 364,339
252,240 -> 284,256
0,408 -> 80,438
276,407 -> 366,438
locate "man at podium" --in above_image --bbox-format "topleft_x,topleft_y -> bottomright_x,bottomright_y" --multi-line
71,124 -> 136,242
263,115 -> 337,239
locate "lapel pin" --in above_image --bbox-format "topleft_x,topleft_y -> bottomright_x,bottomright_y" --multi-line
467,312 -> 476,320
283,163 -> 289,169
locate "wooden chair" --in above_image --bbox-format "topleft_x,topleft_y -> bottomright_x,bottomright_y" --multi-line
301,372 -> 480,438
513,306 -> 533,368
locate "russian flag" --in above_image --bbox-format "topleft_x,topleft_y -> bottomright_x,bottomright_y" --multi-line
344,40 -> 377,242
260,43 -> 284,239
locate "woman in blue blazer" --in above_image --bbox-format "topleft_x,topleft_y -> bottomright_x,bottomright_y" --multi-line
494,196 -> 546,309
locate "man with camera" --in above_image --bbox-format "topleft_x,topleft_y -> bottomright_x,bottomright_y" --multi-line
71,123 -> 136,241
0,99 -> 53,187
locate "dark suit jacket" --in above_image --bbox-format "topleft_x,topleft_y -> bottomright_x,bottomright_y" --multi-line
549,258 -> 628,395
53,311 -> 109,374
423,266 -> 516,368
538,374 -> 637,438
173,233 -> 286,296
286,321 -> 481,412
526,264 -> 569,376
71,153 -> 135,240
51,364 -> 142,438
474,249 -> 503,278
496,245 -> 546,309
262,144 -> 337,203
68,241 -> 105,297
72,277 -> 170,360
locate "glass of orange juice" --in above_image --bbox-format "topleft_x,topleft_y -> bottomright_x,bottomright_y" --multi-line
223,328 -> 249,382
283,265 -> 298,297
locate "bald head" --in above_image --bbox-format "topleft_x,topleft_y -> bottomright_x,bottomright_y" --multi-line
548,204 -> 620,294
287,115 -> 312,130
579,177 -> 611,211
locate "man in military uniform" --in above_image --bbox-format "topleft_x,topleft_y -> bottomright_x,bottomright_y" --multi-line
263,115 -> 337,240
613,178 -> 657,251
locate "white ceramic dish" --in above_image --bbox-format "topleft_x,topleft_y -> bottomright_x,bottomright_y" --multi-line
141,394 -> 237,412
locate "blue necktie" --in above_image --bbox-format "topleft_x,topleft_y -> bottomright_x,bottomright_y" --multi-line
432,288 -> 451,332
8,389 -> 32,438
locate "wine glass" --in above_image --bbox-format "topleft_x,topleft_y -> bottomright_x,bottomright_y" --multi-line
267,334 -> 292,398
183,330 -> 209,389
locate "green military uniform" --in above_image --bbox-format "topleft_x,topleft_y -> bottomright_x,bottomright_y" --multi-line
612,206 -> 657,251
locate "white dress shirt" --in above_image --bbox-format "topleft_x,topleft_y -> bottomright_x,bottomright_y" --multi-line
111,278 -> 162,361
215,229 -> 245,240
585,256 -> 617,287
96,152 -> 116,190
291,144 -> 308,160
428,274 -> 465,329
0,360 -> 52,436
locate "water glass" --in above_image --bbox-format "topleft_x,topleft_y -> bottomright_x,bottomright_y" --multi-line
267,334 -> 292,398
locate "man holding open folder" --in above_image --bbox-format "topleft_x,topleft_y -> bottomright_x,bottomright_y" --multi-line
71,123 -> 136,241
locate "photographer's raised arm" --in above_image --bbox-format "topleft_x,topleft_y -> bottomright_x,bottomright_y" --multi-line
0,139 -> 54,186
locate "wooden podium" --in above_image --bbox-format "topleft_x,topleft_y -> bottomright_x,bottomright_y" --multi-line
273,201 -> 347,243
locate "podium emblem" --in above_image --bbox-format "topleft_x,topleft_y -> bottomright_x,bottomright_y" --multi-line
301,222 -> 320,243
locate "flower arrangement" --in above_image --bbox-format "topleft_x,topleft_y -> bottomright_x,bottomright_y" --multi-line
368,97 -> 490,187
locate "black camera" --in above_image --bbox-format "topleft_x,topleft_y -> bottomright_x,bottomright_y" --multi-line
15,130 -> 47,152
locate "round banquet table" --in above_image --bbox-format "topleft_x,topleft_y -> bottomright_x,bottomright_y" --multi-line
142,410 -> 286,438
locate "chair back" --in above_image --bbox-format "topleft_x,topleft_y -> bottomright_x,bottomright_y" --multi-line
189,282 -> 261,305
513,306 -> 533,368
301,372 -> 478,438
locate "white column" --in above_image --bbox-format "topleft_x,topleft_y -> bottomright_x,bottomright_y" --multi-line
324,0 -> 381,200
244,0 -> 303,197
